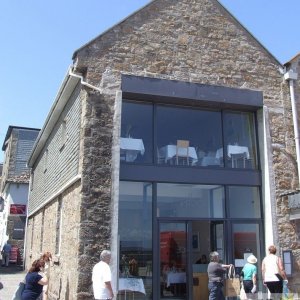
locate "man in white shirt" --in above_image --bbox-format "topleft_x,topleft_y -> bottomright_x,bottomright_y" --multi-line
92,250 -> 114,300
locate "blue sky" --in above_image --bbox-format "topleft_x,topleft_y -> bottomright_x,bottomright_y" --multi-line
1,0 -> 299,156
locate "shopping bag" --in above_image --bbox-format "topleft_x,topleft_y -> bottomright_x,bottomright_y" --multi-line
239,282 -> 247,300
282,280 -> 293,300
11,282 -> 25,300
225,278 -> 240,297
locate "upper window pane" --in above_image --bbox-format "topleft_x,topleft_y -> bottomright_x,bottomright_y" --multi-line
157,183 -> 224,218
156,106 -> 223,167
228,186 -> 261,218
120,102 -> 153,164
223,111 -> 257,169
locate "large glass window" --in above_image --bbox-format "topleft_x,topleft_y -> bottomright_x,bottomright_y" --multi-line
120,101 -> 258,170
223,111 -> 257,169
157,106 -> 223,167
157,183 -> 224,218
118,181 -> 153,299
120,102 -> 153,164
228,186 -> 261,218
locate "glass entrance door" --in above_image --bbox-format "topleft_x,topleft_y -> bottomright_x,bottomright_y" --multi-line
159,222 -> 188,299
159,221 -> 224,300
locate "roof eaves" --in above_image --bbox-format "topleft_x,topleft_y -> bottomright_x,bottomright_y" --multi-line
2,126 -> 40,151
72,0 -> 155,59
27,67 -> 80,168
215,0 -> 283,67
284,52 -> 300,65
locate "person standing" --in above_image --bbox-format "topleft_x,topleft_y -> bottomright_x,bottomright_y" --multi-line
22,259 -> 48,300
207,251 -> 233,300
92,250 -> 114,300
262,245 -> 287,300
1,242 -> 12,267
241,254 -> 258,299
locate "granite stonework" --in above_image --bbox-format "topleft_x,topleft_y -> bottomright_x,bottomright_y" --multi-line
25,0 -> 300,298
25,181 -> 81,299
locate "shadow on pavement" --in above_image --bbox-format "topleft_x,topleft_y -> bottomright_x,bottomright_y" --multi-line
0,264 -> 24,274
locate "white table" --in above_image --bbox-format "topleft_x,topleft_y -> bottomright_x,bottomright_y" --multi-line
166,272 -> 186,287
120,138 -> 145,162
119,278 -> 146,296
216,145 -> 250,159
159,145 -> 198,165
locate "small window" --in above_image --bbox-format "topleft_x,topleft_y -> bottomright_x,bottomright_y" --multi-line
12,216 -> 26,240
40,208 -> 45,252
60,119 -> 68,150
55,196 -> 63,255
44,149 -> 48,172
30,171 -> 34,191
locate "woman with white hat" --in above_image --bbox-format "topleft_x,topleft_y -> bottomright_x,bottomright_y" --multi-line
241,254 -> 258,299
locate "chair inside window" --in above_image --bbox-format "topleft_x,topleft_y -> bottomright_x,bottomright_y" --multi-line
176,140 -> 190,165
231,152 -> 247,168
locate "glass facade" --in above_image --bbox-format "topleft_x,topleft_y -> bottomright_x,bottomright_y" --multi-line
119,98 -> 263,299
120,102 -> 257,169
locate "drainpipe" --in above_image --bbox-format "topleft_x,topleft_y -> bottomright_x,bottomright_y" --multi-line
68,69 -> 102,93
284,70 -> 300,186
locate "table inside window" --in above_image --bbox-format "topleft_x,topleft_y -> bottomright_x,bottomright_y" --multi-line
159,145 -> 198,165
120,138 -> 145,162
118,278 -> 146,299
166,272 -> 186,287
216,145 -> 250,159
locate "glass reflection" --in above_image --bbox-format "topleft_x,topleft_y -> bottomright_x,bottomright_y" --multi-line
232,223 -> 262,290
228,186 -> 261,218
223,111 -> 257,169
157,183 -> 224,218
118,181 -> 152,299
157,106 -> 223,167
120,102 -> 153,164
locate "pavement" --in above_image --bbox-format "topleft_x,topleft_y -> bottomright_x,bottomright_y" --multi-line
0,264 -> 26,300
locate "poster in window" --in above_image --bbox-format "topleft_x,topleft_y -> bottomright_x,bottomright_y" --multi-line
10,204 -> 26,215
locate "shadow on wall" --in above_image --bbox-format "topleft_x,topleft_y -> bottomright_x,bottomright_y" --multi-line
65,278 -> 70,300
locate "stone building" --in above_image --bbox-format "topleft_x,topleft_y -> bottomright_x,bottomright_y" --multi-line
0,126 -> 39,261
25,0 -> 299,299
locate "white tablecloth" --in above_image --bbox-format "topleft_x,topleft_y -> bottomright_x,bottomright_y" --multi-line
160,145 -> 198,164
119,278 -> 146,295
166,272 -> 186,287
201,156 -> 220,166
216,145 -> 250,159
120,138 -> 145,162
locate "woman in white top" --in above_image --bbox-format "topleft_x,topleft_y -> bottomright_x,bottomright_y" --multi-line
262,245 -> 287,299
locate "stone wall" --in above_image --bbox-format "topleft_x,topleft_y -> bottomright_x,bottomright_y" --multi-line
72,0 -> 298,296
26,180 -> 81,299
282,55 -> 300,291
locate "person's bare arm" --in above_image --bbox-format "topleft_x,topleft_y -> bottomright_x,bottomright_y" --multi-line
221,263 -> 233,268
278,257 -> 287,280
38,276 -> 48,286
252,273 -> 257,285
105,281 -> 114,299
261,260 -> 265,283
